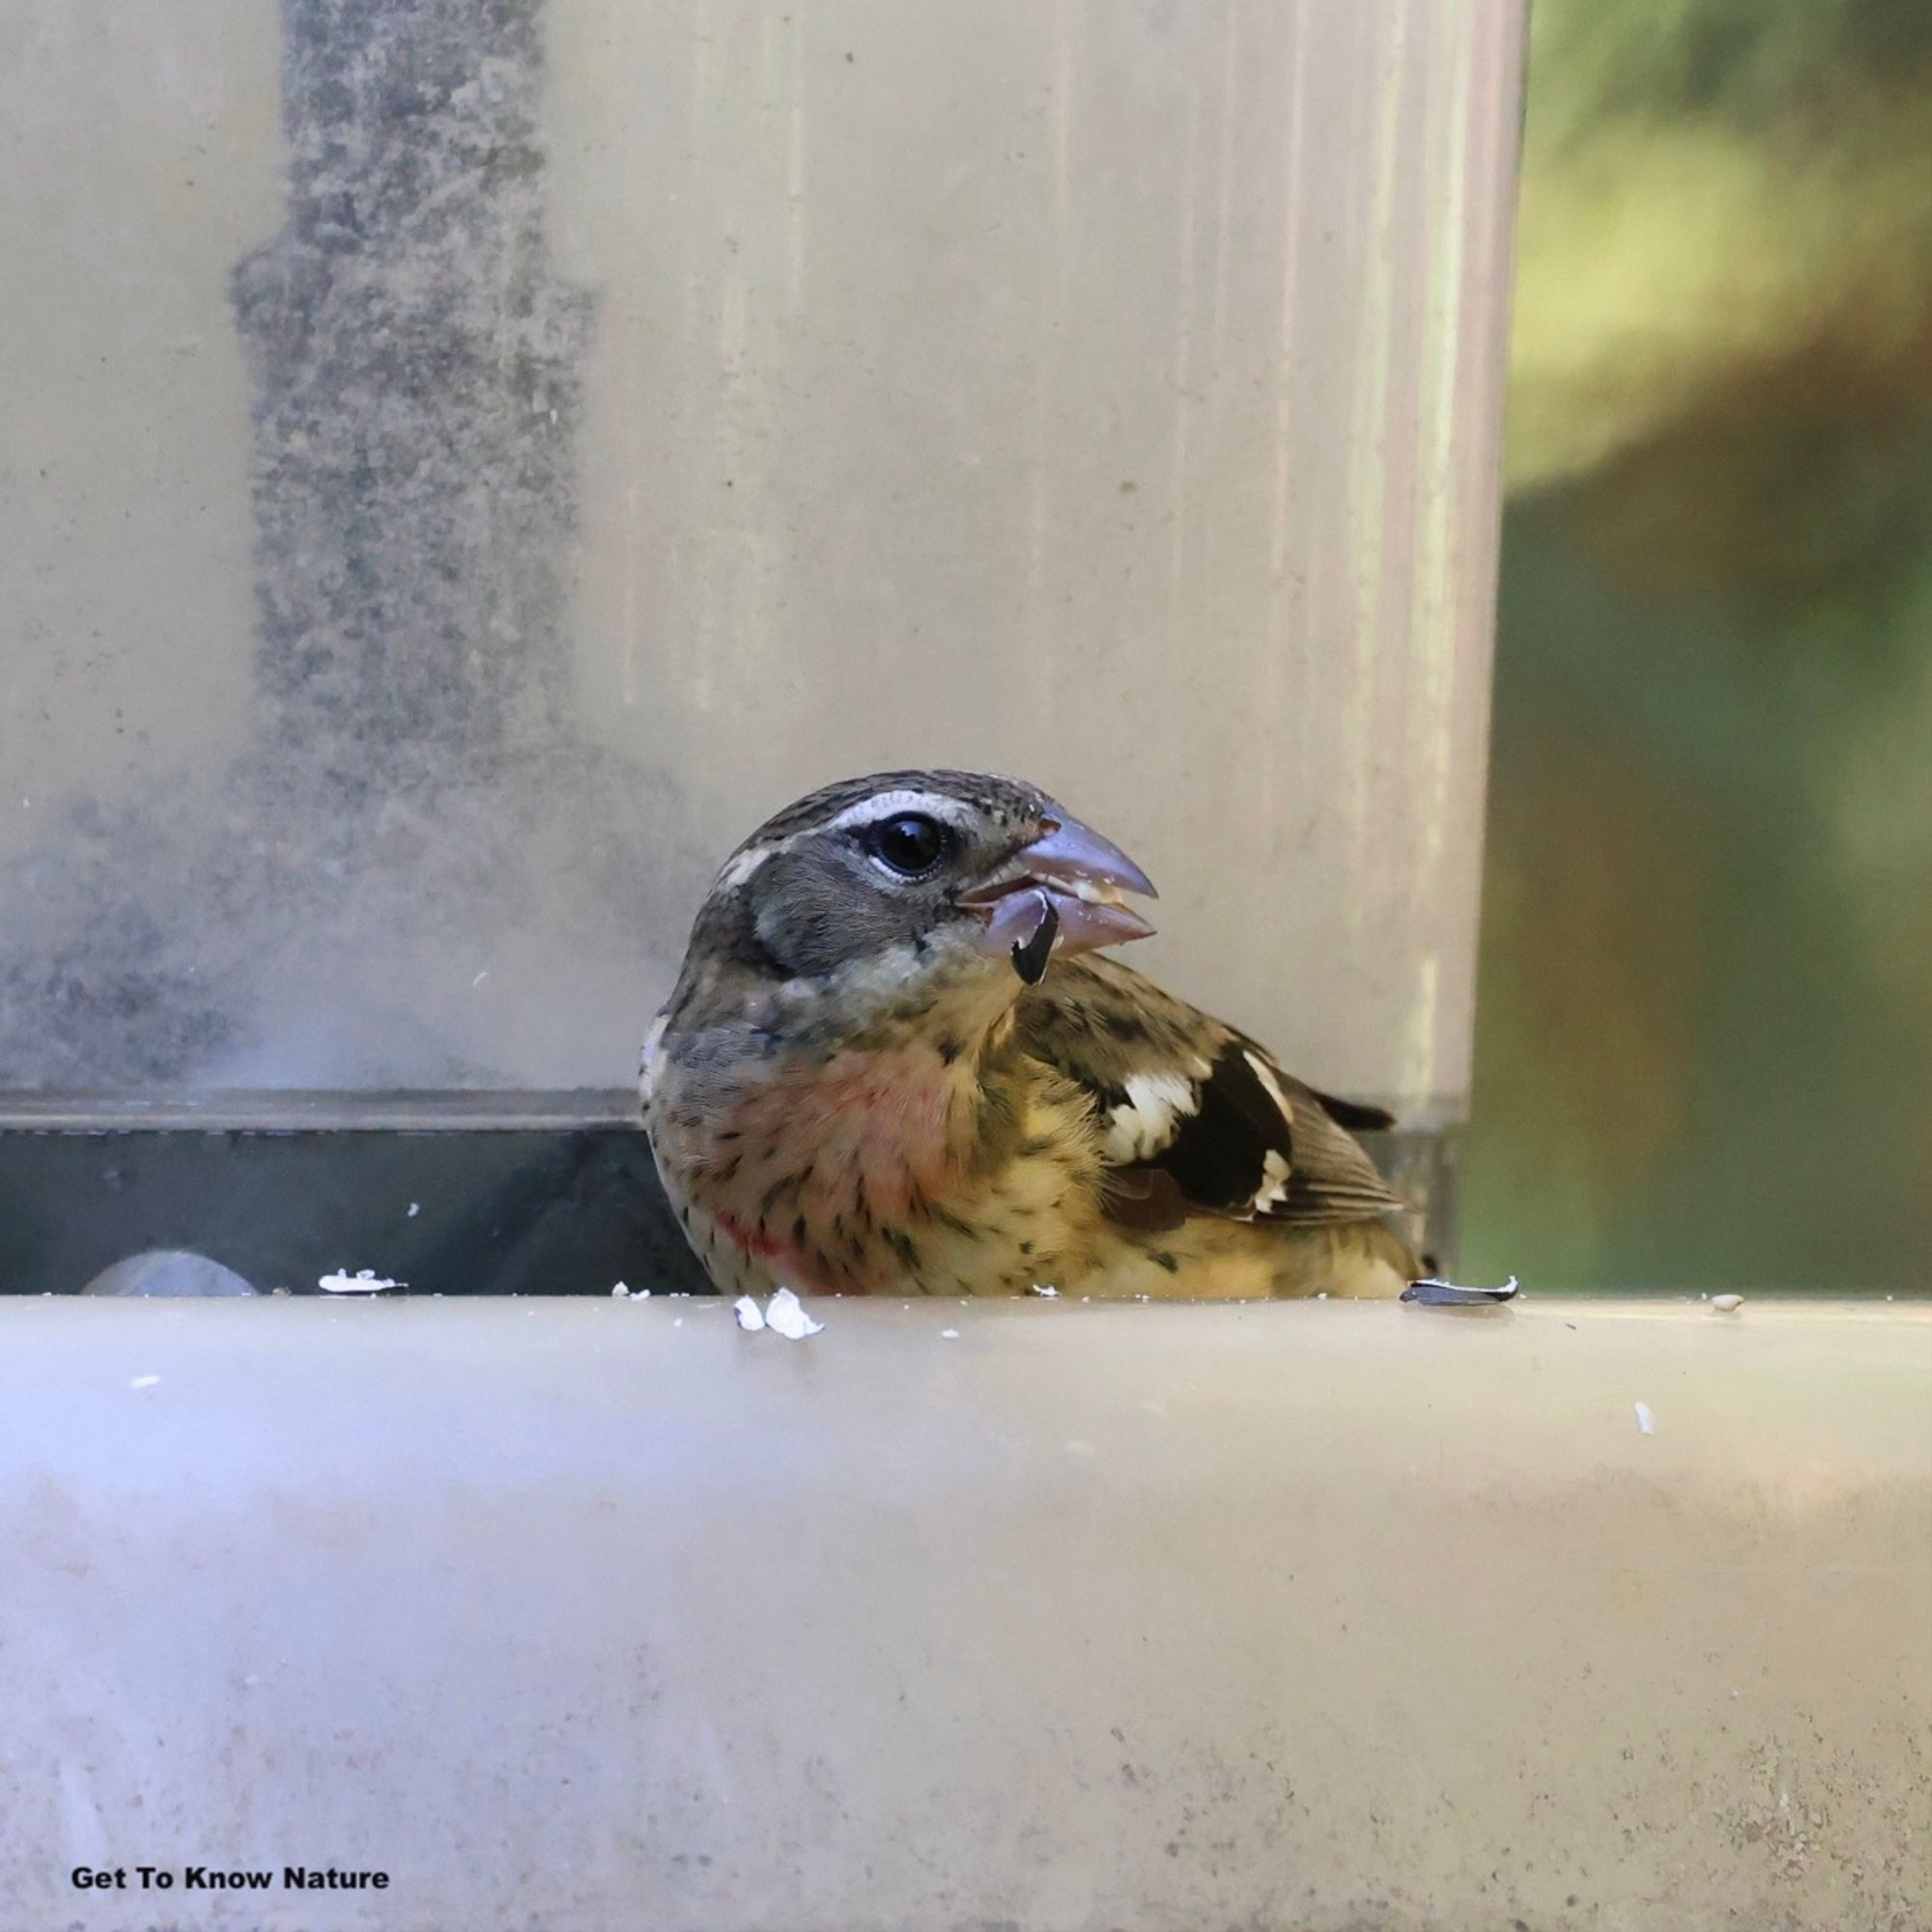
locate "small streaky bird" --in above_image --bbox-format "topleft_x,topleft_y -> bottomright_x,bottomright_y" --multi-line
641,771 -> 1421,1300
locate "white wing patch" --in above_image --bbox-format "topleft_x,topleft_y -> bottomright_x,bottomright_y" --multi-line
1242,1048 -> 1295,1124
1245,1052 -> 1301,1211
1256,1149 -> 1293,1212
1102,1071 -> 1199,1162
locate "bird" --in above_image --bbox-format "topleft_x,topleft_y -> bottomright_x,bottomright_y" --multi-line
640,770 -> 1421,1300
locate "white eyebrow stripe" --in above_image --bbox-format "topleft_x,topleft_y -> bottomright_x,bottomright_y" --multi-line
821,790 -> 979,836
714,842 -> 779,892
713,790 -> 976,893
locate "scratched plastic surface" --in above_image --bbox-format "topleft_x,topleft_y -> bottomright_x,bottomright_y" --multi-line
0,0 -> 1521,1118
2,1295 -> 1927,1930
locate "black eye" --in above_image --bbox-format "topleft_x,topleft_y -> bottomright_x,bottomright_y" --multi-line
867,812 -> 952,877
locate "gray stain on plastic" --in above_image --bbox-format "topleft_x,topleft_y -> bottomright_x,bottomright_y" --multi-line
0,0 -> 695,1093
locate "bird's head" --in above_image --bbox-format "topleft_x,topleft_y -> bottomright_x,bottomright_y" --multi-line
676,769 -> 1156,1025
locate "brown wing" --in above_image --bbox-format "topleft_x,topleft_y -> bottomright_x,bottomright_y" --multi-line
1014,953 -> 1405,1231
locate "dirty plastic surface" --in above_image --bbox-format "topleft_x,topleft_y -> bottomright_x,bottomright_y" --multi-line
2,0 -> 1521,1121
4,1295 -> 1927,1931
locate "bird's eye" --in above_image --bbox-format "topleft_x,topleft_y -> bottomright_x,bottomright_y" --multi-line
866,812 -> 952,878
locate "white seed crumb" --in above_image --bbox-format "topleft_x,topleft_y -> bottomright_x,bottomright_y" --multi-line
407,1202 -> 420,1217
611,1282 -> 628,1297
1030,1284 -> 1059,1297
765,1287 -> 824,1340
1317,1292 -> 1328,1300
128,1375 -> 161,1390
1711,1293 -> 1744,1313
1634,1401 -> 1657,1435
939,1327 -> 960,1339
471,971 -> 489,987
319,1269 -> 400,1293
733,1295 -> 766,1332
672,1317 -> 683,1327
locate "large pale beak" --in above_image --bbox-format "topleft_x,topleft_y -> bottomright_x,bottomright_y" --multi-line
960,806 -> 1158,983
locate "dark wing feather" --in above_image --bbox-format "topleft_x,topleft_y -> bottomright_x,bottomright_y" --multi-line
1250,1063 -> 1409,1223
1299,1086 -> 1397,1133
1014,953 -> 1405,1230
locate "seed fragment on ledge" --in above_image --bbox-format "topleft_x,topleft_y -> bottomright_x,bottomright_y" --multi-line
734,1288 -> 824,1339
319,1269 -> 401,1293
765,1287 -> 824,1339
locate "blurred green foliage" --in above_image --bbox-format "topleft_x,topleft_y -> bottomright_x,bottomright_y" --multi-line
1463,0 -> 1932,1289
